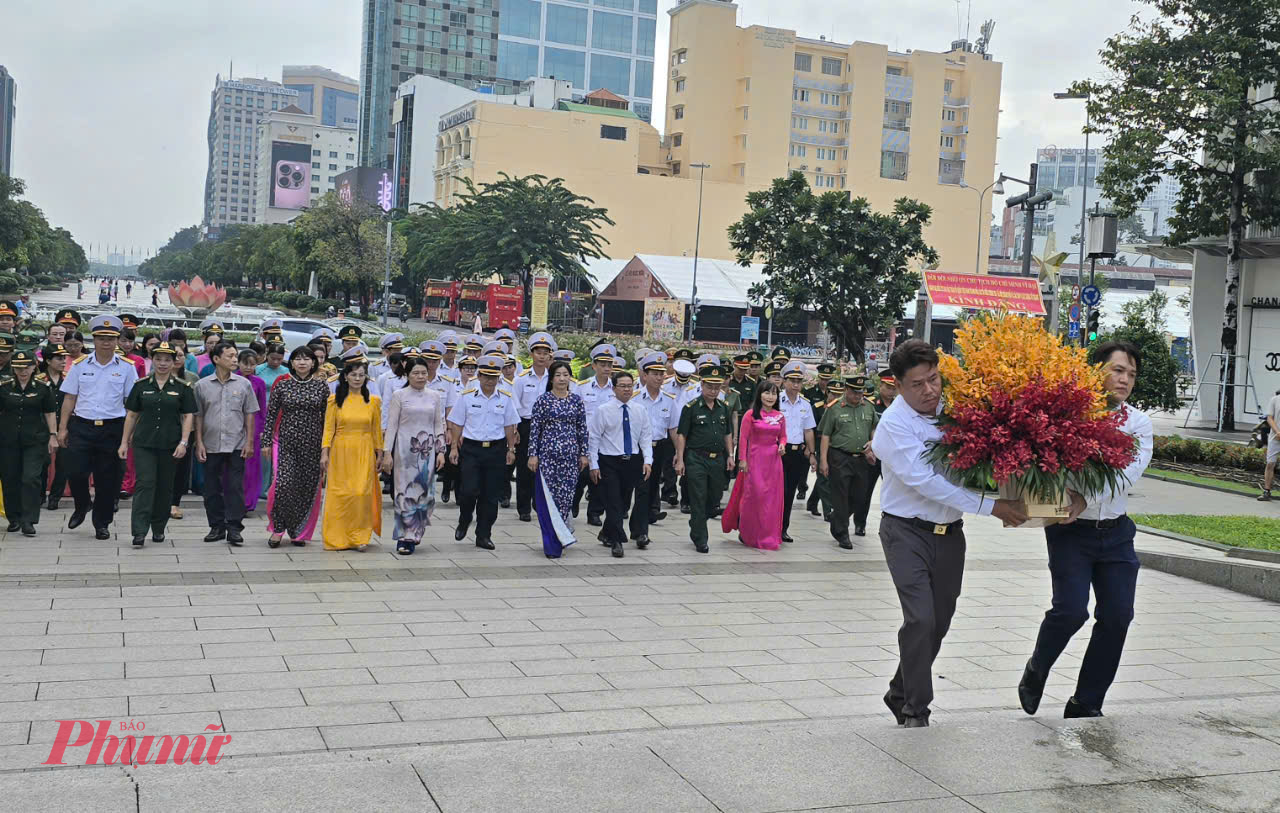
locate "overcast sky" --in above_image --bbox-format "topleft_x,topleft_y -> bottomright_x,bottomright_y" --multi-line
5,0 -> 1140,259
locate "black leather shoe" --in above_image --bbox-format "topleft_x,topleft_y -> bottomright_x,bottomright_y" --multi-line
611,541 -> 624,558
837,536 -> 853,550
572,504 -> 580,518
152,533 -> 165,544
903,716 -> 930,728
475,538 -> 495,550
633,535 -> 649,549
650,511 -> 667,523
855,526 -> 867,536
587,514 -> 602,527
519,513 -> 531,522
46,497 -> 60,511
598,530 -> 610,545
132,536 -> 146,547
884,692 -> 906,725
665,498 -> 679,508
781,532 -> 794,543
680,504 -> 690,514
21,523 -> 37,537
204,528 -> 226,543
695,542 -> 709,553
454,520 -> 469,541
1063,697 -> 1103,718
226,531 -> 244,547
808,505 -> 821,517
500,499 -> 511,509
6,521 -> 19,533
1019,660 -> 1046,715
710,507 -> 724,519
94,527 -> 110,540
440,488 -> 451,504
68,511 -> 87,530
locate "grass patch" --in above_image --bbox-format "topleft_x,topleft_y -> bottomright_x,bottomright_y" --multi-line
1132,514 -> 1280,552
1146,467 -> 1259,496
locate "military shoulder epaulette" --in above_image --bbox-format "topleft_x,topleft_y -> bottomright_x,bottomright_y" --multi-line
663,390 -> 676,399
517,369 -> 532,377
327,374 -> 339,383
73,354 -> 90,364
461,387 -> 477,395
498,387 -> 514,397
35,372 -> 49,382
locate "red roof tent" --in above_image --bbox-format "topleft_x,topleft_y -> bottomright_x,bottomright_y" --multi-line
583,88 -> 630,111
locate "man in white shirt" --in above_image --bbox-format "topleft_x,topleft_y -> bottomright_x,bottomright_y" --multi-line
513,332 -> 556,522
870,340 -> 1028,727
573,342 -> 616,524
589,370 -> 653,557
634,352 -> 678,525
1258,389 -> 1280,501
778,360 -> 818,543
446,354 -> 520,550
1019,340 -> 1154,720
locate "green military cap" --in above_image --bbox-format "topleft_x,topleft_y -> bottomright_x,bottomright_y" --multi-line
732,354 -> 749,369
56,308 -> 82,327
847,374 -> 868,389
746,350 -> 764,364
699,364 -> 727,384
151,341 -> 180,357
337,325 -> 363,340
0,333 -> 16,352
817,363 -> 837,378
673,348 -> 695,361
828,379 -> 846,393
763,360 -> 784,377
770,346 -> 792,361
9,350 -> 36,367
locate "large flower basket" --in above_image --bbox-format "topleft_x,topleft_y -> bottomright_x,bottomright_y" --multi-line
927,312 -> 1138,528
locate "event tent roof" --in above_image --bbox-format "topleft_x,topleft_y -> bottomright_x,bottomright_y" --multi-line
592,254 -> 768,309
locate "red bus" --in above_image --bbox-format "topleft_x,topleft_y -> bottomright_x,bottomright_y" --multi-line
422,279 -> 523,329
422,280 -> 458,323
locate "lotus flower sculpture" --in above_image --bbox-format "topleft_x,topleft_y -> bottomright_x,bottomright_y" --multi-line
168,276 -> 227,313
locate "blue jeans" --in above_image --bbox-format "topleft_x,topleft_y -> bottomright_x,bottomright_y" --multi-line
1028,516 -> 1139,711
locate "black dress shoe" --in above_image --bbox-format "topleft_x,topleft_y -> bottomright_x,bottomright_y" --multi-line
519,513 -> 531,522
132,536 -> 146,547
94,527 -> 110,540
680,504 -> 690,514
226,531 -> 244,547
598,530 -> 610,545
633,535 -> 649,549
611,541 -> 624,558
1018,660 -> 1046,715
665,498 -> 679,508
709,507 -> 723,519
884,692 -> 906,725
46,497 -> 59,511
475,538 -> 495,550
152,533 -> 165,544
587,514 -> 602,527
694,542 -> 709,553
650,511 -> 667,523
571,504 -> 580,518
6,521 -> 19,533
500,498 -> 511,509
21,523 -> 37,537
204,528 -> 226,543
837,536 -> 853,550
781,532 -> 794,543
440,488 -> 451,504
808,505 -> 821,517
68,511 -> 87,530
454,521 -> 469,541
113,499 -> 120,513
854,526 -> 866,536
1063,697 -> 1103,718
903,716 -> 930,728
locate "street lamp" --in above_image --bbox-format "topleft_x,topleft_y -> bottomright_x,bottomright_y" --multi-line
960,179 -> 1005,274
687,162 -> 710,341
1054,91 -> 1091,292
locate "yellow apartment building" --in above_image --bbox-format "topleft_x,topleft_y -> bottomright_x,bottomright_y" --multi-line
429,0 -> 1003,271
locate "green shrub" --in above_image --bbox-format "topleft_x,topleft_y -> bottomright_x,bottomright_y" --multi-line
281,292 -> 301,309
296,294 -> 316,310
34,274 -> 60,288
224,286 -> 243,299
0,273 -> 21,293
1153,434 -> 1266,472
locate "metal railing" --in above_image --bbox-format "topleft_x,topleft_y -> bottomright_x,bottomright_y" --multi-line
793,133 -> 848,147
943,95 -> 969,107
938,173 -> 964,185
792,102 -> 851,119
794,76 -> 851,93
940,124 -> 968,135
939,150 -> 966,161
883,116 -> 910,131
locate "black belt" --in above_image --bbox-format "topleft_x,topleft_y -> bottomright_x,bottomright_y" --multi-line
884,512 -> 964,536
1072,515 -> 1128,529
688,449 -> 722,459
653,438 -> 672,446
600,453 -> 640,462
785,443 -> 808,452
462,438 -> 506,449
72,415 -> 124,427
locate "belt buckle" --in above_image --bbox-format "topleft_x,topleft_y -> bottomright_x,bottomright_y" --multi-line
620,454 -> 631,460
933,523 -> 948,536
481,441 -> 492,448
94,420 -> 104,426
708,452 -> 718,459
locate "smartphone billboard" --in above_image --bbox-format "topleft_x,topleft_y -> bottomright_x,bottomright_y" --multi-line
269,141 -> 313,209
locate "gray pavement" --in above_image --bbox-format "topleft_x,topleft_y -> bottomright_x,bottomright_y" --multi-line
2,473 -> 1280,811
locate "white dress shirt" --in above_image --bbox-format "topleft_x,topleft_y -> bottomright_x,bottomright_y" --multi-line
447,384 -> 520,441
634,386 -> 679,441
870,396 -> 995,524
61,353 -> 138,420
576,376 -> 614,419
379,375 -> 408,429
1077,405 -> 1153,521
588,396 -> 654,469
778,390 -> 817,444
513,367 -> 551,419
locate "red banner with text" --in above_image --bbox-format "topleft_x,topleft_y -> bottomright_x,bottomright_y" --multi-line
923,271 -> 1046,315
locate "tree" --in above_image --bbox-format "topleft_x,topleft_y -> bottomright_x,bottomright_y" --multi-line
402,173 -> 614,313
728,172 -> 938,362
158,225 -> 201,256
293,193 -> 404,308
1074,0 -> 1280,428
1097,289 -> 1181,413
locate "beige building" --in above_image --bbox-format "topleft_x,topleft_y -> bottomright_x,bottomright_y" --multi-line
430,0 -> 1003,270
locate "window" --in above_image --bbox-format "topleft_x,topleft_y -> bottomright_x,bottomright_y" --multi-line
311,187 -> 320,194
675,79 -> 686,92
942,135 -> 954,148
791,116 -> 808,130
425,7 -> 443,24
634,59 -> 653,98
546,3 -> 587,45
672,134 -> 682,147
886,66 -> 902,76
474,14 -> 493,33
595,0 -> 633,8
499,0 -> 540,39
401,2 -> 418,21
345,165 -> 354,171
601,124 -> 627,141
880,150 -> 908,180
637,17 -> 655,57
673,49 -> 687,65
743,106 -> 748,120
425,30 -> 442,47
328,150 -> 338,158
497,41 -> 539,81
590,53 -> 631,95
402,26 -> 417,44
447,32 -> 465,51
789,144 -> 806,157
447,55 -> 466,73
592,11 -> 632,52
671,161 -> 681,175
793,89 -> 810,102
821,57 -> 842,76
673,105 -> 684,120
543,47 -> 586,87
224,95 -> 231,104
425,52 -> 442,70
400,49 -> 413,66
818,120 -> 829,133
944,79 -> 954,94
346,152 -> 355,160
312,149 -> 322,157
943,109 -> 956,121
794,53 -> 812,72
271,101 -> 278,110
450,10 -> 467,24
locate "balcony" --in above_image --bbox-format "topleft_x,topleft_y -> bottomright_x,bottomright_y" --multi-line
883,116 -> 910,131
885,74 -> 914,101
941,124 -> 968,135
882,127 -> 910,152
939,150 -> 966,161
943,95 -> 970,107
794,76 -> 851,93
793,133 -> 848,147
938,173 -> 964,185
792,102 -> 852,119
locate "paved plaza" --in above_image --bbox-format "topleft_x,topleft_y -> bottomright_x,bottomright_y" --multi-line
2,467 -> 1280,810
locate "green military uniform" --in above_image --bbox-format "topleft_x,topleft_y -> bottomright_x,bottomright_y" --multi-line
0,357 -> 57,531
677,384 -> 733,551
805,365 -> 836,517
819,387 -> 879,546
124,369 -> 198,542
0,332 -> 15,384
728,353 -> 756,407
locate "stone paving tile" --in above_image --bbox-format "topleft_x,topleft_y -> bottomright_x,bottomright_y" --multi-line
490,708 -> 661,737
221,701 -> 401,732
128,688 -> 305,715
37,674 -> 213,701
301,680 -> 466,706
602,667 -> 749,690
0,722 -> 28,746
395,694 -> 558,721
319,716 -> 501,749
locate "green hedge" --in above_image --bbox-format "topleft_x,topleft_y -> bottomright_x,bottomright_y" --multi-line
1153,434 -> 1267,473
0,273 -> 21,293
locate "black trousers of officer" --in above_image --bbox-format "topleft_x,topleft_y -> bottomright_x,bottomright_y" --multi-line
514,418 -> 534,515
661,446 -> 679,504
598,454 -> 648,545
46,447 -> 70,506
648,438 -> 674,520
66,416 -> 125,530
828,447 -> 873,539
203,451 -> 246,532
573,468 -> 604,518
1,441 -> 50,525
459,439 -> 506,541
781,445 -> 810,532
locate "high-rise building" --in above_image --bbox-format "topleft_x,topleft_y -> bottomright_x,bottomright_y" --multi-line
359,0 -> 657,170
282,65 -> 360,130
253,107 -> 361,224
0,66 -> 15,177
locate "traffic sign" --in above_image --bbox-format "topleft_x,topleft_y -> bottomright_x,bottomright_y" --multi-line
1080,285 -> 1102,307
1068,320 -> 1081,339
1068,303 -> 1081,322
1071,285 -> 1081,302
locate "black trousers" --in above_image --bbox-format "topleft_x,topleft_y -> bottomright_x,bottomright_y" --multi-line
46,447 -> 69,504
66,416 -> 125,530
599,454 -> 648,544
647,439 -> 674,519
573,468 -> 604,518
171,450 -> 192,507
132,446 -> 178,538
781,446 -> 810,531
203,451 -> 246,532
1,441 -> 49,525
514,418 -> 534,514
661,443 -> 679,503
828,448 -> 873,538
458,440 -> 506,541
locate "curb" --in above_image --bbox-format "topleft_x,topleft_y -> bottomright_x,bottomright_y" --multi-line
1137,549 -> 1280,603
1135,524 -> 1280,564
1141,471 -> 1261,499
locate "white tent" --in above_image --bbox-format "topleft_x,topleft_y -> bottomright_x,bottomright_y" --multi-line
593,254 -> 768,308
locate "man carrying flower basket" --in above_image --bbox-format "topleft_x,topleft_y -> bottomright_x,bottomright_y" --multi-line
870,340 -> 1029,728
1018,340 -> 1153,719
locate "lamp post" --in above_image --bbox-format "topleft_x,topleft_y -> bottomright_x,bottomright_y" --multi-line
960,178 -> 1005,274
1054,91 -> 1091,291
687,162 -> 710,342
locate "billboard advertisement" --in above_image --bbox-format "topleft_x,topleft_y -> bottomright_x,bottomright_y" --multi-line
335,166 -> 395,212
643,299 -> 684,343
269,140 -> 312,210
530,276 -> 550,330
